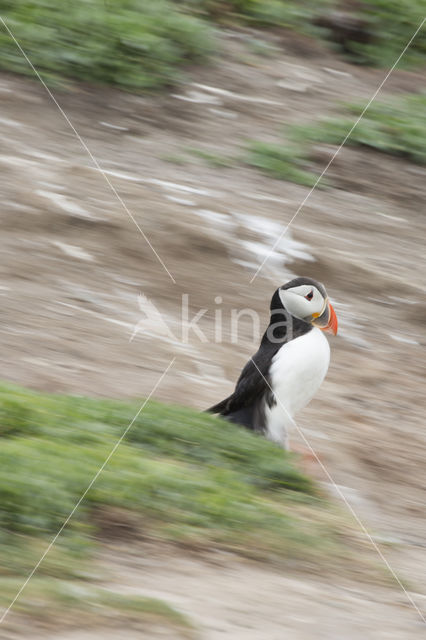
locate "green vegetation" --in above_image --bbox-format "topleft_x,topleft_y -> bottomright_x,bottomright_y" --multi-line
293,93 -> 426,165
161,153 -> 189,165
161,147 -> 236,168
181,0 -> 323,31
0,1 -> 424,92
246,140 -> 317,186
186,147 -> 236,168
0,0 -> 215,90
0,382 -> 335,628
247,93 -> 426,184
0,382 -> 386,628
345,0 -> 426,67
0,382 -> 348,582
0,577 -> 193,633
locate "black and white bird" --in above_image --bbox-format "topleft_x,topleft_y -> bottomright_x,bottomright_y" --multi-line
207,277 -> 338,449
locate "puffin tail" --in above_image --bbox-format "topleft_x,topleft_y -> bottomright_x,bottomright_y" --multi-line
205,396 -> 230,415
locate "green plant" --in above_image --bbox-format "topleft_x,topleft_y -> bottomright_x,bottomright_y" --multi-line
0,0 -> 424,94
186,147 -> 236,168
0,577 -> 193,632
0,381 -> 343,576
0,399 -> 35,437
0,382 -> 383,626
293,93 -> 426,165
349,0 -> 426,67
179,0 -> 325,31
0,0 -> 215,90
247,92 -> 426,186
246,140 -> 317,185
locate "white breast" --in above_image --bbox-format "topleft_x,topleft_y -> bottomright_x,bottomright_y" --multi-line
264,328 -> 330,447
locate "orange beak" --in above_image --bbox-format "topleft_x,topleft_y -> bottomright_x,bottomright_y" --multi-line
321,301 -> 338,335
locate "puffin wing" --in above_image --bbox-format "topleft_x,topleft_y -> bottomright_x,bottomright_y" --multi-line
207,343 -> 276,416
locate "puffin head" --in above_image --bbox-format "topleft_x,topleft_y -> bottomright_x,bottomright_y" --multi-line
271,277 -> 338,335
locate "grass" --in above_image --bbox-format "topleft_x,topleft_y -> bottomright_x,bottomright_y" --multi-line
0,1 -> 424,93
0,577 -> 193,634
0,0 -> 215,91
246,140 -> 317,186
161,153 -> 189,165
292,93 -> 426,165
0,382 -> 385,629
182,0 -> 324,31
343,0 -> 426,68
246,93 -> 426,185
186,147 -> 236,168
161,147 -> 236,168
0,381 -> 345,571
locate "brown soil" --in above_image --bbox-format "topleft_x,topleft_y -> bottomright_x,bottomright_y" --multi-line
0,29 -> 425,638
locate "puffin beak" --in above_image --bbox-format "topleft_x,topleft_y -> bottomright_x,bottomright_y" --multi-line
323,301 -> 338,335
312,300 -> 338,335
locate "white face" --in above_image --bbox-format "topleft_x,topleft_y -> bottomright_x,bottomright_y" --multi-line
279,284 -> 326,321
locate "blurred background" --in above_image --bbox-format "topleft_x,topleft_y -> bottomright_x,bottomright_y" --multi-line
0,1 -> 425,638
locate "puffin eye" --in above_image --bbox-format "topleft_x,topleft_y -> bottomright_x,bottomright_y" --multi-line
305,291 -> 314,301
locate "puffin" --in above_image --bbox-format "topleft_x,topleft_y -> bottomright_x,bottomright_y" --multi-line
207,277 -> 338,449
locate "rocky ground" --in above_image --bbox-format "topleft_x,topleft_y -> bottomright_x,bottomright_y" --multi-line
1,29 -> 425,638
